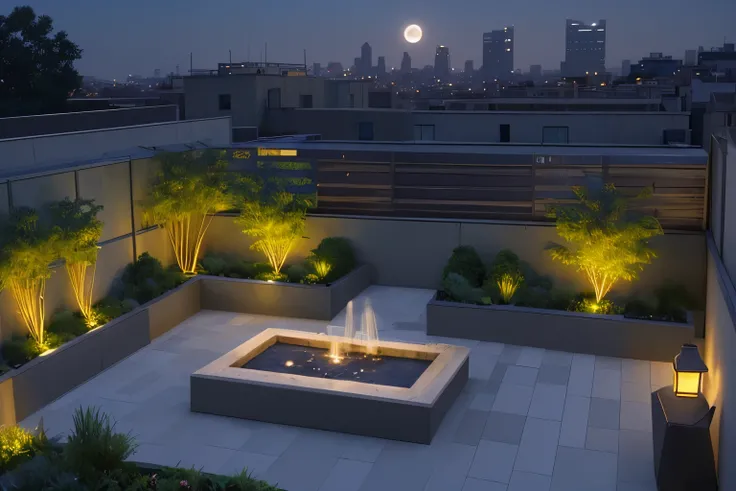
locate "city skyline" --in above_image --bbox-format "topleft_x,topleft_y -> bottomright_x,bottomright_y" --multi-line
20,0 -> 735,80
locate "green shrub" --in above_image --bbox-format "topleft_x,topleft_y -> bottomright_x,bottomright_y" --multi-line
93,296 -> 133,325
200,253 -> 230,276
0,421 -> 52,474
309,237 -> 356,283
443,246 -> 485,287
0,455 -> 83,491
655,282 -> 694,323
489,250 -> 524,304
64,406 -> 137,484
254,271 -> 289,283
443,273 -> 488,304
121,253 -> 187,304
515,286 -> 552,309
285,263 -> 309,283
569,294 -> 622,315
624,298 -> 655,319
1,335 -> 42,367
48,310 -> 87,339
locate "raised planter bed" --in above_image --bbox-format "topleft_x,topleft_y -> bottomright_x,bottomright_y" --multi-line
199,264 -> 373,320
427,296 -> 696,362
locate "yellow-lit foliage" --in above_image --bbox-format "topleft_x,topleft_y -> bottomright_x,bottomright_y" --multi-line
497,273 -> 522,304
50,198 -> 104,329
0,208 -> 57,348
0,424 -> 33,470
312,259 -> 332,280
143,151 -> 242,275
548,185 -> 663,303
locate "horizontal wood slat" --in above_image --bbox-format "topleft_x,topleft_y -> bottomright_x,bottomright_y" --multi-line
314,158 -> 705,229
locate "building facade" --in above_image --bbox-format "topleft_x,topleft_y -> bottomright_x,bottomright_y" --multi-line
621,59 -> 631,77
483,27 -> 514,81
360,42 -> 372,77
434,46 -> 450,80
631,53 -> 683,78
563,19 -> 606,77
401,52 -> 412,73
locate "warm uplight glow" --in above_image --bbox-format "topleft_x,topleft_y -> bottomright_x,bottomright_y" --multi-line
39,347 -> 58,357
313,260 -> 332,280
673,344 -> 708,398
497,273 -> 522,304
267,279 -> 275,283
285,360 -> 294,367
10,278 -> 47,347
674,370 -> 701,397
329,355 -> 343,364
404,24 -> 423,44
67,261 -> 98,328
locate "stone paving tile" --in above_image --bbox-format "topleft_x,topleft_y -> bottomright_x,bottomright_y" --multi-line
589,398 -> 621,430
595,357 -> 623,372
585,427 -> 619,454
319,459 -> 372,491
470,393 -> 497,411
551,446 -> 617,491
263,443 -> 339,491
621,381 -> 651,403
592,368 -> 622,400
492,384 -> 534,416
483,412 -> 527,445
568,353 -> 595,397
499,345 -> 523,365
508,471 -> 552,491
462,477 -> 508,491
503,366 -> 539,387
537,364 -> 571,386
527,384 -> 566,421
620,402 -> 652,432
616,481 -> 657,491
424,442 -> 476,491
541,350 -> 574,367
239,424 -> 301,456
621,359 -> 650,384
453,409 -> 490,446
618,430 -> 656,485
517,347 -> 545,368
359,441 -> 434,491
468,440 -> 518,484
470,352 -> 499,381
558,395 -> 590,448
341,436 -> 385,463
513,418 -> 560,476
217,450 -> 278,479
650,362 -> 671,390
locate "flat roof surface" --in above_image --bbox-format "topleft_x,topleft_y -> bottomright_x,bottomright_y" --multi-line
241,139 -> 708,160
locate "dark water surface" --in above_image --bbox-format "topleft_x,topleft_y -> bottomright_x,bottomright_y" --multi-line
242,342 -> 431,388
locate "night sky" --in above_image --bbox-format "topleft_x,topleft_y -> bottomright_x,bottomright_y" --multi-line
16,0 -> 736,80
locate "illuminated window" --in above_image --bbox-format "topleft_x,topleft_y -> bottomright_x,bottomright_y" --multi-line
257,148 -> 298,157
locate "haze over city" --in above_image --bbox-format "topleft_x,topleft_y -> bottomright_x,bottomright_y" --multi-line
22,0 -> 736,80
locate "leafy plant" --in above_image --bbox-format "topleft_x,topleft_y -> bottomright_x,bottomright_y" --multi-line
442,246 -> 485,287
489,249 -> 524,304
285,263 -> 309,283
200,254 -> 230,276
237,191 -> 311,274
547,184 -> 663,304
654,282 -> 695,323
308,237 -> 356,283
143,150 -> 244,275
47,310 -> 87,341
64,406 -> 137,484
121,253 -> 187,304
49,198 -> 104,328
568,293 -> 622,315
0,420 -> 52,474
92,296 -> 133,325
0,207 -> 59,348
442,273 -> 489,304
0,335 -> 43,366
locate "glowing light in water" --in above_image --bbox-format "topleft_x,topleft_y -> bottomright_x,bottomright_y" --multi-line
285,360 -> 294,367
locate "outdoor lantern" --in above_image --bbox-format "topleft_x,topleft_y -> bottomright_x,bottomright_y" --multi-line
673,344 -> 708,398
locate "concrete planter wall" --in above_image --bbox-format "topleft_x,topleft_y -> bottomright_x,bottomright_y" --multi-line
200,264 -> 373,320
0,266 -> 373,425
427,297 -> 695,362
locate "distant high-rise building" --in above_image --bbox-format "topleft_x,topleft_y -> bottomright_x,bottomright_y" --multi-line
154,68 -> 161,78
621,59 -> 631,77
563,19 -> 606,77
377,56 -> 386,76
353,57 -> 361,73
326,62 -> 344,77
529,64 -> 542,78
464,60 -> 474,73
401,52 -> 412,73
685,50 -> 697,66
434,45 -> 450,80
361,42 -> 372,76
312,62 -> 322,77
483,26 -> 514,81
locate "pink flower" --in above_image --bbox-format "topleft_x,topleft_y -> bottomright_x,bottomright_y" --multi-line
180,480 -> 189,488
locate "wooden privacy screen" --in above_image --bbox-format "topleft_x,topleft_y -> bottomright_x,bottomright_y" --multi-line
313,154 -> 706,230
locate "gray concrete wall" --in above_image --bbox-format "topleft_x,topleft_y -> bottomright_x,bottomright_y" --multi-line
0,117 -> 231,174
0,106 -> 179,139
263,108 -> 690,145
202,215 -> 706,302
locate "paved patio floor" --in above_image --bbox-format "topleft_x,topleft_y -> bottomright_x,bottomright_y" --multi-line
21,286 -> 668,491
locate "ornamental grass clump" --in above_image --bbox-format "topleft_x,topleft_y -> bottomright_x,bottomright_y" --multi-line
49,198 -> 103,328
237,191 -> 312,274
489,249 -> 524,304
143,150 -> 241,275
0,208 -> 58,349
547,184 -> 663,304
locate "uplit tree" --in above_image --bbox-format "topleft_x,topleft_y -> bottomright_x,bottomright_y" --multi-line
0,6 -> 82,116
547,184 -> 663,304
237,191 -> 312,275
143,150 -> 242,275
0,208 -> 58,348
50,198 -> 104,328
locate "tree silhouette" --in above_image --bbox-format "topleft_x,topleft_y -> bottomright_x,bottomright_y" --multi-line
0,6 -> 82,116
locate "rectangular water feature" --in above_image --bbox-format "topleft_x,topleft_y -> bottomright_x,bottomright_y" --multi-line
242,342 -> 432,388
190,328 -> 470,443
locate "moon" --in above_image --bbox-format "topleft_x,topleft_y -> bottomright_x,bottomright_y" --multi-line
404,24 -> 423,44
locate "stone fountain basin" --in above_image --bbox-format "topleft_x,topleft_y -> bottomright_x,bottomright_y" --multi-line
190,328 -> 470,444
